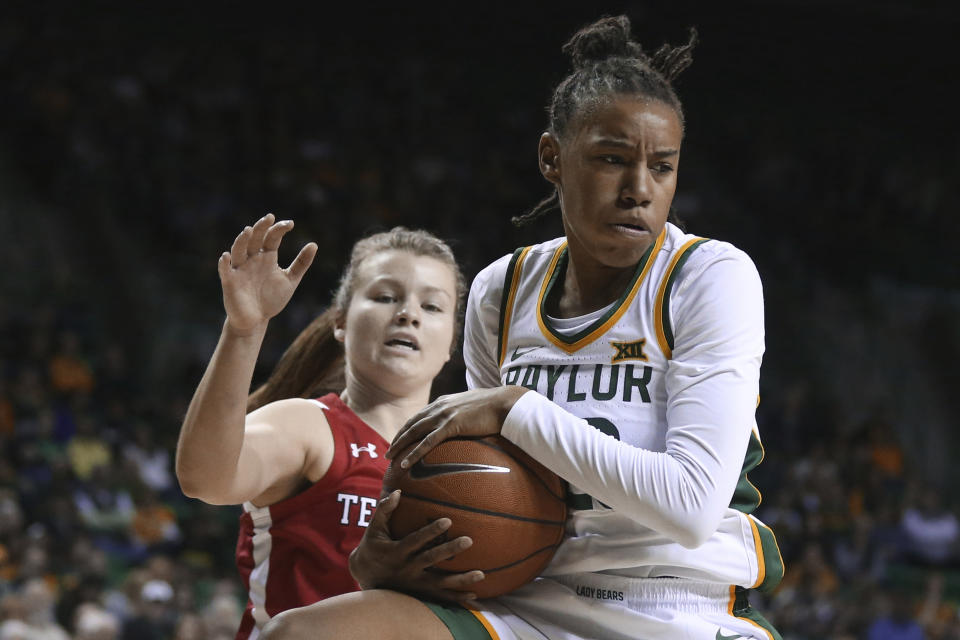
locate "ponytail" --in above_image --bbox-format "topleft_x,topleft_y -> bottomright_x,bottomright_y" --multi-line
246,308 -> 345,412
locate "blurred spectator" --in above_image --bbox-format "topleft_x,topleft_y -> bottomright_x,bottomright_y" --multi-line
121,423 -> 174,496
17,578 -> 70,640
867,587 -> 926,640
72,467 -> 136,562
202,593 -> 243,640
73,603 -> 120,640
66,415 -> 112,482
0,490 -> 24,540
17,538 -> 54,585
0,620 -> 30,640
172,613 -> 207,640
833,514 -> 878,582
102,568 -> 149,626
53,537 -> 110,631
871,503 -> 911,580
48,331 -> 94,396
901,488 -> 960,568
917,573 -> 960,640
0,593 -> 26,627
129,488 -> 181,556
867,418 -> 906,481
770,542 -> 840,636
73,466 -> 134,533
120,579 -> 176,640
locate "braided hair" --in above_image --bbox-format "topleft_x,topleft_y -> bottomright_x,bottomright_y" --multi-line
513,15 -> 697,227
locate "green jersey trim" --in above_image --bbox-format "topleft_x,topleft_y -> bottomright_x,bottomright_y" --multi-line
654,237 -> 709,359
535,229 -> 665,354
497,246 -> 533,368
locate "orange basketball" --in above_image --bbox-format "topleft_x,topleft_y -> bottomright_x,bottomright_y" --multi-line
382,435 -> 567,599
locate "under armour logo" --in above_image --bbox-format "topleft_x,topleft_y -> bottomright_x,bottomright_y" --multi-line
350,443 -> 378,458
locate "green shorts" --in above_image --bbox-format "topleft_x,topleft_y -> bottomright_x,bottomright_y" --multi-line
423,601 -> 494,640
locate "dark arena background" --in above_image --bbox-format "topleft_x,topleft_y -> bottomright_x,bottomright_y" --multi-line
1,2 -> 958,638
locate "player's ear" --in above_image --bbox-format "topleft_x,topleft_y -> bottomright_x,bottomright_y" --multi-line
333,313 -> 346,343
538,132 -> 561,186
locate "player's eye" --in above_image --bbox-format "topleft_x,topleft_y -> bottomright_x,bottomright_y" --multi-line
422,302 -> 444,313
599,155 -> 625,165
652,162 -> 674,175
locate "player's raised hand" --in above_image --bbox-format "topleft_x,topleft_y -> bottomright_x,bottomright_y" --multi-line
386,386 -> 531,469
218,214 -> 318,335
348,490 -> 485,603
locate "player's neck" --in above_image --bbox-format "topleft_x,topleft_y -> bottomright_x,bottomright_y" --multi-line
340,380 -> 431,442
549,257 -> 634,318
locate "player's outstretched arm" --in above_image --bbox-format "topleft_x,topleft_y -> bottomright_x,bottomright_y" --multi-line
176,214 -> 318,504
349,490 -> 485,603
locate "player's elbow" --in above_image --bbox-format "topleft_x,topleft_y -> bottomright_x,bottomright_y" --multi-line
175,464 -> 200,499
177,477 -> 219,503
175,467 -> 235,505
672,494 -> 727,548
180,485 -> 238,506
646,498 -> 719,548
665,458 -> 727,548
175,463 -> 207,501
260,612 -> 291,640
261,610 -> 313,640
632,502 -> 718,549
671,519 -> 716,549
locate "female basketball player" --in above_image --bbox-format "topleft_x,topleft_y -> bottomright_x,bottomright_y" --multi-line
174,214 -> 477,638
261,14 -> 784,640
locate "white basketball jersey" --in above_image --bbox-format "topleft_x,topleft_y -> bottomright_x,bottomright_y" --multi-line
463,222 -> 784,592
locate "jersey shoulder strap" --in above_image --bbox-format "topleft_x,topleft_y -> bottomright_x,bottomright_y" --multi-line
496,245 -> 534,368
653,237 -> 710,360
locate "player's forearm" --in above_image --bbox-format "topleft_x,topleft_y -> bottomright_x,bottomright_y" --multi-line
175,320 -> 267,501
501,391 -> 743,548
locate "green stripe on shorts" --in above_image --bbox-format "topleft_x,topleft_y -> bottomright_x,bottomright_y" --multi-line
422,601 -> 493,640
732,588 -> 783,640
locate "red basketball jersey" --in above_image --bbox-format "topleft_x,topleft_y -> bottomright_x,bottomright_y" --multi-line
234,393 -> 390,639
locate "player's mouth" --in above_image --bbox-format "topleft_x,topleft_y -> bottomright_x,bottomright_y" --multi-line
610,221 -> 649,236
385,335 -> 420,351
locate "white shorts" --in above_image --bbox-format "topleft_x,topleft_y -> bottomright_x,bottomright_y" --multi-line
458,573 -> 781,640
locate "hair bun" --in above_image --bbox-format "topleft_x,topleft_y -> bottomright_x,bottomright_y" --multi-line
562,15 -> 644,69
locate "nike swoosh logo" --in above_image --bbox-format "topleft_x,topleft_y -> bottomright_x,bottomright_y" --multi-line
716,631 -> 743,640
408,461 -> 510,480
510,346 -> 542,362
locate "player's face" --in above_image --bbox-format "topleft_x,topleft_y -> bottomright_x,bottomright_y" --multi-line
336,250 -> 456,396
542,97 -> 682,271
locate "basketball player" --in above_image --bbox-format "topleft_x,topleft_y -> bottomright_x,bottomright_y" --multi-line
175,215 -> 478,638
260,15 -> 784,640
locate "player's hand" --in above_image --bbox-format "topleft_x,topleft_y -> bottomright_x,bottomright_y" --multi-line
218,214 -> 318,335
386,386 -> 530,469
349,490 -> 485,604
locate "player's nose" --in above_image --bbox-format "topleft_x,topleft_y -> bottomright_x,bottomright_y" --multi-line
619,164 -> 652,208
395,303 -> 420,327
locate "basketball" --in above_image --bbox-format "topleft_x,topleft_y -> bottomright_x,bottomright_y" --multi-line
382,435 -> 567,599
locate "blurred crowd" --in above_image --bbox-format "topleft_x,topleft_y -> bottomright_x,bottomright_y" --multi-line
1,4 -> 958,639
0,310 -> 247,639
